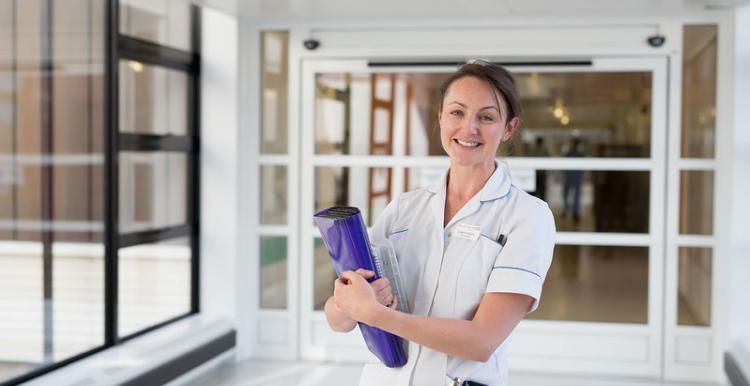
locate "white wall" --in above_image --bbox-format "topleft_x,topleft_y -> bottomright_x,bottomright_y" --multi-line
200,6 -> 239,328
728,4 -> 750,378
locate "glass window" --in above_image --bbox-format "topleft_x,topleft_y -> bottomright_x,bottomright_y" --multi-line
261,31 -> 289,154
119,60 -> 188,135
406,167 -> 650,233
679,170 -> 714,235
314,166 -> 394,226
681,25 -> 717,158
0,0 -> 106,381
677,247 -> 712,326
546,169 -> 650,233
260,165 -> 287,225
260,236 -> 287,309
118,237 -> 191,337
314,71 -> 652,158
528,245 -> 649,323
120,0 -> 192,52
119,152 -> 187,233
313,237 -> 337,311
1,0 -> 198,382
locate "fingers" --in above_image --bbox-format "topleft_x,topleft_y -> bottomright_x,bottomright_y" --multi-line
370,276 -> 390,291
334,277 -> 345,291
341,270 -> 365,284
379,293 -> 394,307
388,297 -> 398,309
355,268 -> 374,279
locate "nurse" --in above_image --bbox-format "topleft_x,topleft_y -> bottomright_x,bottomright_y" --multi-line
323,60 -> 556,386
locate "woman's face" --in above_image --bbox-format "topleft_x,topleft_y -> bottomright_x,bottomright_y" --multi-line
438,76 -> 518,168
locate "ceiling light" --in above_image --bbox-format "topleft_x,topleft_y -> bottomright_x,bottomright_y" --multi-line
128,60 -> 143,73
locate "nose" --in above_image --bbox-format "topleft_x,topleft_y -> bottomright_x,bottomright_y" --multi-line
466,115 -> 481,135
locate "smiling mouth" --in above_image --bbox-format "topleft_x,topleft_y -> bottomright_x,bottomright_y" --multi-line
454,138 -> 482,148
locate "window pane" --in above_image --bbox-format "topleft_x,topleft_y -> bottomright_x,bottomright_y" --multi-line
528,245 -> 649,323
314,71 -> 652,158
260,236 -> 287,309
678,247 -> 712,326
260,165 -> 287,225
679,170 -> 713,235
119,0 -> 192,51
119,152 -> 187,233
118,237 -> 191,337
681,25 -> 717,158
261,31 -> 289,154
407,167 -> 650,233
546,170 -> 650,233
0,0 -> 105,381
314,166 -> 394,226
313,237 -> 337,311
119,60 -> 188,135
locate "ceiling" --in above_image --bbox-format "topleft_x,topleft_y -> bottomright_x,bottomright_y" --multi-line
198,0 -> 750,20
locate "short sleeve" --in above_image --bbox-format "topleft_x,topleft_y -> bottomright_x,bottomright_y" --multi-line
485,199 -> 556,313
368,195 -> 400,244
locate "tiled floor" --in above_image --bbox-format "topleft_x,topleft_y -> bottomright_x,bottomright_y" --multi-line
182,359 -> 722,386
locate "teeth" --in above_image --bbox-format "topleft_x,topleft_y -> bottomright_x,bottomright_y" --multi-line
456,139 -> 480,148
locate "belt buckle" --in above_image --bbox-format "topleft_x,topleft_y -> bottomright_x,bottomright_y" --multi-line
450,376 -> 464,386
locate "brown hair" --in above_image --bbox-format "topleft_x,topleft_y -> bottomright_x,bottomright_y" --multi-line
438,59 -> 523,125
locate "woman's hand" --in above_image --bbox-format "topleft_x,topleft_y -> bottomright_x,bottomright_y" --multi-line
356,269 -> 396,308
333,269 -> 397,324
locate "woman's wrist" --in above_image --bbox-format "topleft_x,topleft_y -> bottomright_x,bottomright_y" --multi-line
325,296 -> 356,332
361,302 -> 391,327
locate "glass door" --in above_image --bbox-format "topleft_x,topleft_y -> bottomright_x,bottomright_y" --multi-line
298,58 -> 667,376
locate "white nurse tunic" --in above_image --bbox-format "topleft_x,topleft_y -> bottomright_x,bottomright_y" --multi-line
358,163 -> 556,386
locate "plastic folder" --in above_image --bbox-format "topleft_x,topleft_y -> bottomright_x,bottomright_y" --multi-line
313,206 -> 408,368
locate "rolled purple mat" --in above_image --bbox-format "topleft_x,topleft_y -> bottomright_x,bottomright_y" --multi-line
313,206 -> 408,368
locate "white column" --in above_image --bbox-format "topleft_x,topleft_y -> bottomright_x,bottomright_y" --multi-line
200,6 -> 239,333
727,4 -> 750,380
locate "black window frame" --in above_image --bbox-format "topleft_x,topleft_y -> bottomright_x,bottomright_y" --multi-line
1,1 -> 201,384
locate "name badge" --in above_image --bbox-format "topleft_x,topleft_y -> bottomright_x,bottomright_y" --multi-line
455,223 -> 480,241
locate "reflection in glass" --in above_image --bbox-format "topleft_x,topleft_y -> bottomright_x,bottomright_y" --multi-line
119,61 -> 188,135
261,31 -> 289,154
119,152 -> 186,233
682,25 -> 717,158
678,247 -> 712,326
0,0 -> 105,381
118,237 -> 190,337
531,170 -> 649,233
529,245 -> 649,323
260,165 -> 287,225
316,165 -> 649,234
314,71 -> 652,158
314,166 -> 393,226
313,238 -> 337,310
679,170 -> 713,235
260,236 -> 287,309
120,0 -> 192,51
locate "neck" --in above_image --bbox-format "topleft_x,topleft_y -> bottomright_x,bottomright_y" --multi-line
447,159 -> 496,200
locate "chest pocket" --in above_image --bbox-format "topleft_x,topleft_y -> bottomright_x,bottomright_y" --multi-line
452,235 -> 503,320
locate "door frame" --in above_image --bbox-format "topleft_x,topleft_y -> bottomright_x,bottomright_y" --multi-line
296,57 -> 668,377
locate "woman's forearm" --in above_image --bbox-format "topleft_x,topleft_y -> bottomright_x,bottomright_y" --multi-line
364,306 -> 511,362
324,296 -> 358,332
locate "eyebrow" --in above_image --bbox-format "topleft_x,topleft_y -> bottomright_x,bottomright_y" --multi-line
447,101 -> 500,112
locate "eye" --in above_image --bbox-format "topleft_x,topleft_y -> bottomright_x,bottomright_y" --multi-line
450,110 -> 464,117
480,114 -> 495,122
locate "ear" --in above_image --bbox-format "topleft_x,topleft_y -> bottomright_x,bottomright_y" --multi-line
503,117 -> 521,141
